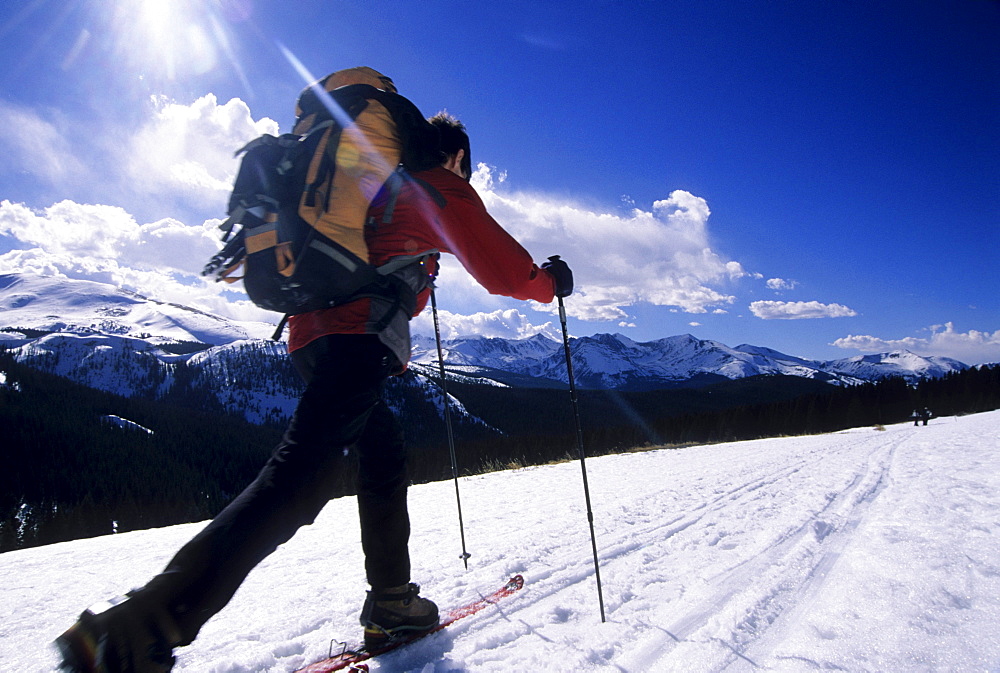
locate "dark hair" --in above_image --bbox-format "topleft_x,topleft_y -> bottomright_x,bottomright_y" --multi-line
428,112 -> 472,180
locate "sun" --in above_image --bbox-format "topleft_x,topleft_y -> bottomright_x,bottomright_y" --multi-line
108,0 -> 223,83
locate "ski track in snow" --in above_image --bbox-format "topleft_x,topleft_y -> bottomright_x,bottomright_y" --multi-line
3,412 -> 1000,672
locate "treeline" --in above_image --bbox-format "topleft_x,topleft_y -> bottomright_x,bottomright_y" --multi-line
3,346 -> 998,553
676,364 -> 999,443
423,364 -> 1000,481
0,353 -> 282,552
0,355 -> 496,553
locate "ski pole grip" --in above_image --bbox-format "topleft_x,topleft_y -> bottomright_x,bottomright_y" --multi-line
543,255 -> 573,298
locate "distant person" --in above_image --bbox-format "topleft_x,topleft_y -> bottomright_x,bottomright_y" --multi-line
912,409 -> 922,427
56,106 -> 574,671
922,408 -> 932,426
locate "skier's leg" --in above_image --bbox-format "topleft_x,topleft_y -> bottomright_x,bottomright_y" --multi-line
355,399 -> 410,589
353,381 -> 439,646
144,334 -> 392,644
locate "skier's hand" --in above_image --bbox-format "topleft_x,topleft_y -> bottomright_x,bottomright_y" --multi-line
542,255 -> 573,298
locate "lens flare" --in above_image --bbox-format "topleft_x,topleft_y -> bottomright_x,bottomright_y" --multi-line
109,0 -> 222,82
278,43 -> 464,264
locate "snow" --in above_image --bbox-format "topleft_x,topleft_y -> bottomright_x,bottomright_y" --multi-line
0,370 -> 19,391
0,272 -> 277,345
13,332 -> 172,398
100,415 -> 155,435
3,411 -> 1000,672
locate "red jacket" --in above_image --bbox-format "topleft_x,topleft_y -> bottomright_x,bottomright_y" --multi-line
287,166 -> 556,355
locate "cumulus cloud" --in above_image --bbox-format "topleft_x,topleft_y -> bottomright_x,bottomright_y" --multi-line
125,94 -> 278,210
0,98 -> 757,337
0,200 -> 219,271
0,95 -> 285,324
0,94 -> 278,217
470,165 -> 748,323
410,307 -> 558,341
750,300 -> 858,320
0,94 -> 276,223
0,200 -> 135,258
766,277 -> 798,291
0,198 -> 273,323
832,322 -> 1000,365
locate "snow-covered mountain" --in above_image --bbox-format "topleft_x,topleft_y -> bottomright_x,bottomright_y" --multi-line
0,273 -> 970,423
0,272 -> 275,346
412,332 -> 967,391
0,273 -> 491,430
823,349 -> 967,381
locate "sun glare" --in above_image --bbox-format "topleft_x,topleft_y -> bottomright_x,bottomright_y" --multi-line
111,0 -> 222,82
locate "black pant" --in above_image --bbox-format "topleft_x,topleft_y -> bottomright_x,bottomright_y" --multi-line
145,335 -> 411,645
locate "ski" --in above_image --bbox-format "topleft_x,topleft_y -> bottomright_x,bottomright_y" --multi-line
294,575 -> 524,673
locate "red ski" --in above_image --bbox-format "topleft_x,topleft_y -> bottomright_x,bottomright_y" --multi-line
295,575 -> 525,673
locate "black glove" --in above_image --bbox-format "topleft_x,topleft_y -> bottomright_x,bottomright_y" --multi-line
542,255 -> 574,298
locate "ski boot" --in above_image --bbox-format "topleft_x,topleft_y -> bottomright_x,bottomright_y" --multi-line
55,589 -> 182,673
359,582 -> 439,650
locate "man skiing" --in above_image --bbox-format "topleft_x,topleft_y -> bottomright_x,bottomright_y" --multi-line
56,112 -> 573,672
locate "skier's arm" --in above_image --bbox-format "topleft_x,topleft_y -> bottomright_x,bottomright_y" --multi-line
430,171 -> 556,303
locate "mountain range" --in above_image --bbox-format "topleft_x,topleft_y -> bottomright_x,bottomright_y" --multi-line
411,331 -> 967,391
1,272 -> 970,428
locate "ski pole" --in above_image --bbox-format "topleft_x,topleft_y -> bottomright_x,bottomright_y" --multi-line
430,288 -> 472,569
556,294 -> 606,622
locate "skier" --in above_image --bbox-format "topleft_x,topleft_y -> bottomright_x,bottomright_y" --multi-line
56,113 -> 574,672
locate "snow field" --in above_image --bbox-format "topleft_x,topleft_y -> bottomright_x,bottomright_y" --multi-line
2,411 -> 999,671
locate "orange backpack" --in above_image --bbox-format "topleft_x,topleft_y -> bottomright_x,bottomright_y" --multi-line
203,67 -> 441,333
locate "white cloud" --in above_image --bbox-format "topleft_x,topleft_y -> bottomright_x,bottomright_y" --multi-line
766,277 -> 798,291
519,32 -> 568,51
0,95 -> 285,325
750,300 -> 858,320
124,94 -> 278,210
469,165 -> 748,322
0,200 -> 135,258
832,322 -> 1000,365
0,98 -> 758,338
0,200 -> 219,272
0,198 -> 271,323
0,103 -> 87,184
0,94 -> 277,223
410,307 -> 558,341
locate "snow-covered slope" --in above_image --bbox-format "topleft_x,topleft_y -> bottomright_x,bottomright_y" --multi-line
12,331 -> 173,398
3,411 -> 998,671
0,272 -> 275,345
824,349 -> 968,381
0,274 -> 491,428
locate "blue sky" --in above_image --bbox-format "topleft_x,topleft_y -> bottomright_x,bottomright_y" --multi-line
0,0 -> 997,364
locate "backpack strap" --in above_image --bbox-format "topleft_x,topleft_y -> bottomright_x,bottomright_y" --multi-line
366,167 -> 447,232
405,173 -> 447,208
375,250 -> 440,277
271,314 -> 290,342
367,259 -> 435,334
269,167 -> 447,341
369,168 -> 405,230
